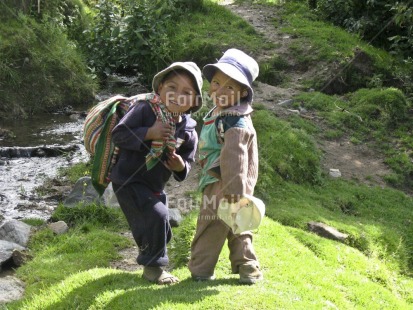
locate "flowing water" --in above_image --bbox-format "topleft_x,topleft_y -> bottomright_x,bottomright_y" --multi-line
0,76 -> 145,222
0,112 -> 90,221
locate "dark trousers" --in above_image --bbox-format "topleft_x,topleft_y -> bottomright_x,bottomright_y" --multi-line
112,182 -> 171,267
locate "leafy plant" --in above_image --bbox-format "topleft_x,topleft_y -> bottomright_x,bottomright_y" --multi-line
82,0 -> 201,82
316,0 -> 413,59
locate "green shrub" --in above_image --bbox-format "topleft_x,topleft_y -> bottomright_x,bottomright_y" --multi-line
348,88 -> 409,127
82,0 -> 173,80
316,0 -> 413,59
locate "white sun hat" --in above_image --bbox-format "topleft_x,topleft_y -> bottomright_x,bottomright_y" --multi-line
203,48 -> 259,104
217,194 -> 265,234
152,61 -> 204,112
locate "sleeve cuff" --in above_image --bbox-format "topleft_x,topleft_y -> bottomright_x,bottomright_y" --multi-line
173,163 -> 189,181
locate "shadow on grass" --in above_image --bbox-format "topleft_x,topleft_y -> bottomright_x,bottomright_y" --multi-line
35,269 -> 243,309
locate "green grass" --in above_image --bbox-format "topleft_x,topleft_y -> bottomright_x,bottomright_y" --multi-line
6,107 -> 413,309
166,0 -> 272,67
3,0 -> 413,308
292,88 -> 413,188
7,199 -> 413,309
0,13 -> 96,118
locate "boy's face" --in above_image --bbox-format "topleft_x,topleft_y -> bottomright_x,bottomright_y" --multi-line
209,70 -> 248,109
158,73 -> 197,115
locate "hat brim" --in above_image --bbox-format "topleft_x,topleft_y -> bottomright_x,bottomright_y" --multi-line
152,63 -> 203,113
217,195 -> 265,234
203,63 -> 254,104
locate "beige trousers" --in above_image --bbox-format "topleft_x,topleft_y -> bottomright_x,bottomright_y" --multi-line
188,181 -> 259,277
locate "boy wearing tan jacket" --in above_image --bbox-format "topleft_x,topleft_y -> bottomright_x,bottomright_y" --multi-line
189,49 -> 263,284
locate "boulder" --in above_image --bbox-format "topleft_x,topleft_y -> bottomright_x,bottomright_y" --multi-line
102,183 -> 120,208
63,176 -> 104,207
0,240 -> 25,270
0,220 -> 32,247
0,276 -> 25,304
307,221 -> 349,242
48,221 -> 69,235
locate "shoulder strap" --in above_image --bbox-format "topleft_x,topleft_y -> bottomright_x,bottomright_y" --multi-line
215,115 -> 247,143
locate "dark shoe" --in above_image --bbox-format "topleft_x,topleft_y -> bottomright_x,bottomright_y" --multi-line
239,263 -> 263,284
191,274 -> 216,281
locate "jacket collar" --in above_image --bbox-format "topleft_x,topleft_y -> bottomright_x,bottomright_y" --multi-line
218,103 -> 253,116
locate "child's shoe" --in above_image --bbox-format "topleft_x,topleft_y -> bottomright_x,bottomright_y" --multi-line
238,263 -> 263,284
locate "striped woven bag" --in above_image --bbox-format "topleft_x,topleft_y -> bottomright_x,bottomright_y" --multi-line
83,94 -> 148,195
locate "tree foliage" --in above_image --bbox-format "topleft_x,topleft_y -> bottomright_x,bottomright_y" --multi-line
315,0 -> 413,60
82,0 -> 203,82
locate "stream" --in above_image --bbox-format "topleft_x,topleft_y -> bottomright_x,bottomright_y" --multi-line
0,112 -> 90,221
0,76 -> 145,222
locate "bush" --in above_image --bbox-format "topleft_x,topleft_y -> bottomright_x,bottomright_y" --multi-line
315,0 -> 413,59
348,88 -> 409,127
82,0 -> 203,82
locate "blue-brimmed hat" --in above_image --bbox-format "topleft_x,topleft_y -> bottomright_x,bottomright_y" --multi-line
203,49 -> 259,104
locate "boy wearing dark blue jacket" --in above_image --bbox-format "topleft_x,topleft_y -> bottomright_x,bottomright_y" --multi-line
111,62 -> 203,285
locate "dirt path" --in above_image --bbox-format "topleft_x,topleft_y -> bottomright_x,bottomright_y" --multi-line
222,0 -> 392,187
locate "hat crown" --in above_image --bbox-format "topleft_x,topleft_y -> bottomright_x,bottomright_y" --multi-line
218,49 -> 259,86
152,61 -> 203,113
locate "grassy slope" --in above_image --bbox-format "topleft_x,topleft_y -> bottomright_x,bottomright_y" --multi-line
5,0 -> 413,309
8,209 -> 413,309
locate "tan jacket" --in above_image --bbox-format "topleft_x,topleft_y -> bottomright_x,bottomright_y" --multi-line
219,105 -> 259,197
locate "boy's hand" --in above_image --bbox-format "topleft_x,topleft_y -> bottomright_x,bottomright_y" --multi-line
165,151 -> 185,172
146,120 -> 172,141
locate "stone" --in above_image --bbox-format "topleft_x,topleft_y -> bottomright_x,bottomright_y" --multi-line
277,99 -> 294,106
63,176 -> 104,207
102,183 -> 120,208
0,240 -> 25,268
168,208 -> 183,227
329,168 -> 342,178
12,249 -> 33,267
0,276 -> 25,304
48,221 -> 69,235
307,222 -> 349,242
0,220 -> 32,247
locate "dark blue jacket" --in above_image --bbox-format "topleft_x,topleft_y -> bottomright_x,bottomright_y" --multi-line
110,100 -> 198,192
